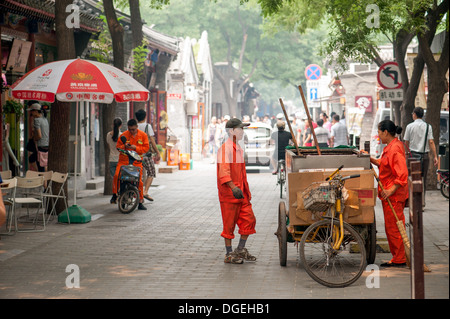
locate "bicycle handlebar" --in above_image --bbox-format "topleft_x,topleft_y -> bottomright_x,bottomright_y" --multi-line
341,174 -> 360,180
326,165 -> 345,181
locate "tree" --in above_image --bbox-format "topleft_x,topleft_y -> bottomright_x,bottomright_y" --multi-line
141,0 -> 326,115
258,0 -> 449,189
102,0 -> 124,195
50,0 -> 76,213
129,0 -> 146,112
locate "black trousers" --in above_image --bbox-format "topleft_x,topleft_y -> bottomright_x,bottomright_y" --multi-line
410,151 -> 429,199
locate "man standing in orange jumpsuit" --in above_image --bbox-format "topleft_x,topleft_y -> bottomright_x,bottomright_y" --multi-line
368,120 -> 409,267
113,119 -> 149,210
217,118 -> 257,264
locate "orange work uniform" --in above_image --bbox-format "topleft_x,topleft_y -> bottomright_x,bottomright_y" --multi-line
113,129 -> 149,200
217,138 -> 256,239
378,137 -> 409,264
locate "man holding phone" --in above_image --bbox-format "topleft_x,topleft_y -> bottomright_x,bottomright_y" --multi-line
112,119 -> 149,210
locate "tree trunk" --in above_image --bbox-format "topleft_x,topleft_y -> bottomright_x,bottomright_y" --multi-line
50,0 -> 76,213
417,0 -> 449,190
129,0 -> 146,113
103,0 -> 124,195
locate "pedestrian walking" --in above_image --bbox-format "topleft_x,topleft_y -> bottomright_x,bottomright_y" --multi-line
365,120 -> 408,268
207,116 -> 219,163
313,119 -> 332,148
403,106 -> 438,203
27,102 -> 49,172
107,117 -> 122,204
320,112 -> 332,132
217,118 -> 257,264
270,121 -> 293,174
135,109 -> 160,202
303,121 -> 313,147
112,119 -> 149,210
330,114 -> 349,147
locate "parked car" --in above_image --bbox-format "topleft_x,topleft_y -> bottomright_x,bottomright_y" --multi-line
370,108 -> 449,158
370,107 -> 392,158
243,122 -> 275,166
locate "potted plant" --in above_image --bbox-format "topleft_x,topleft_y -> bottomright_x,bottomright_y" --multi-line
2,99 -> 23,116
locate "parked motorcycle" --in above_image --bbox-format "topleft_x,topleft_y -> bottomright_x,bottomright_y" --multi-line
437,169 -> 449,199
116,136 -> 142,213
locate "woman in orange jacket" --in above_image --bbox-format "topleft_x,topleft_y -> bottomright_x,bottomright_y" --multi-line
369,120 -> 409,267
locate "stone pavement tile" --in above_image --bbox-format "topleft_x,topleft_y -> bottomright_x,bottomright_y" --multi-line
0,160 -> 448,299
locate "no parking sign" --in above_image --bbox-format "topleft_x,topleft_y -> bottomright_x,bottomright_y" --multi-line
305,64 -> 322,81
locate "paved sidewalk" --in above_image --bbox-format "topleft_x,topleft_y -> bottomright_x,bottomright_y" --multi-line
0,159 -> 448,299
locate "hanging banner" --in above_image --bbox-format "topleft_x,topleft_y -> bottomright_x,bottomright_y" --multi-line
347,107 -> 366,136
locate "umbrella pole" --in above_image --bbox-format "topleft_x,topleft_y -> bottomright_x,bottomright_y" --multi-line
74,100 -> 79,205
59,100 -> 91,224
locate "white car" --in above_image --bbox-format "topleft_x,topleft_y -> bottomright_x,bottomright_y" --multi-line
243,122 -> 275,166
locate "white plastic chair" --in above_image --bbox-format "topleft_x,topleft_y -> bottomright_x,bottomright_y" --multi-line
43,172 -> 70,224
26,170 -> 53,189
0,170 -> 12,180
14,176 -> 45,232
0,178 -> 17,235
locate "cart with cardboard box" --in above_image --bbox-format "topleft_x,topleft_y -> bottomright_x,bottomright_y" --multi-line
275,147 -> 376,287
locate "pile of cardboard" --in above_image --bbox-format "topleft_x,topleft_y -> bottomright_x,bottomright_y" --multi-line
288,169 -> 376,226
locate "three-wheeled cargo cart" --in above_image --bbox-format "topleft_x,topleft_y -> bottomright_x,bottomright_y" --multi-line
275,147 -> 377,287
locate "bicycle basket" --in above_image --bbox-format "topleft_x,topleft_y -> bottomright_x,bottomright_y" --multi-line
119,165 -> 141,183
302,182 -> 336,212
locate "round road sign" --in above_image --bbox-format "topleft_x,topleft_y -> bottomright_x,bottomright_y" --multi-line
305,64 -> 322,81
377,62 -> 402,89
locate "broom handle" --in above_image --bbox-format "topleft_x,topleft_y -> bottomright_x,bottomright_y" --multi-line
371,166 -> 401,222
279,98 -> 300,156
298,85 -> 321,155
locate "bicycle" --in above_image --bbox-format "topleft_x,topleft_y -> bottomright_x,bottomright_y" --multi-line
437,169 -> 449,199
276,160 -> 286,198
299,165 -> 366,288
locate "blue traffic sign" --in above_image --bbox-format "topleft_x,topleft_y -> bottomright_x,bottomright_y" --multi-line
305,64 -> 322,80
309,88 -> 318,100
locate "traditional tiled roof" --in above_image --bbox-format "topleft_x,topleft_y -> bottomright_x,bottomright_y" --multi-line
1,0 -> 102,33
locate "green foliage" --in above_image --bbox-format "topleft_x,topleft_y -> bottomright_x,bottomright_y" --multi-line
141,0 -> 326,103
2,100 -> 23,116
132,40 -> 148,77
257,0 -> 443,73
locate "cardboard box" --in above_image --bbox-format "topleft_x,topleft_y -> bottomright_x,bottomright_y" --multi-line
287,170 -> 375,226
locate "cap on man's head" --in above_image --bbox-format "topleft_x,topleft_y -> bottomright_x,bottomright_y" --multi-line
26,103 -> 41,111
224,115 -> 231,120
226,118 -> 250,129
276,113 -> 284,119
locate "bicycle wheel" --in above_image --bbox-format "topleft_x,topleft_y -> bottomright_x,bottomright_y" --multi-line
299,218 -> 367,288
278,163 -> 286,198
276,201 -> 288,266
440,181 -> 449,199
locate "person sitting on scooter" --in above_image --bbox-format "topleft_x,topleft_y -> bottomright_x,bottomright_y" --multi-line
112,119 -> 150,210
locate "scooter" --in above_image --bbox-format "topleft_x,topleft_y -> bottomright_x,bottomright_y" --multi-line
116,136 -> 142,213
437,169 -> 449,199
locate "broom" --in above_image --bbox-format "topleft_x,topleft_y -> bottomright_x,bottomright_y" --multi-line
371,166 -> 431,272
